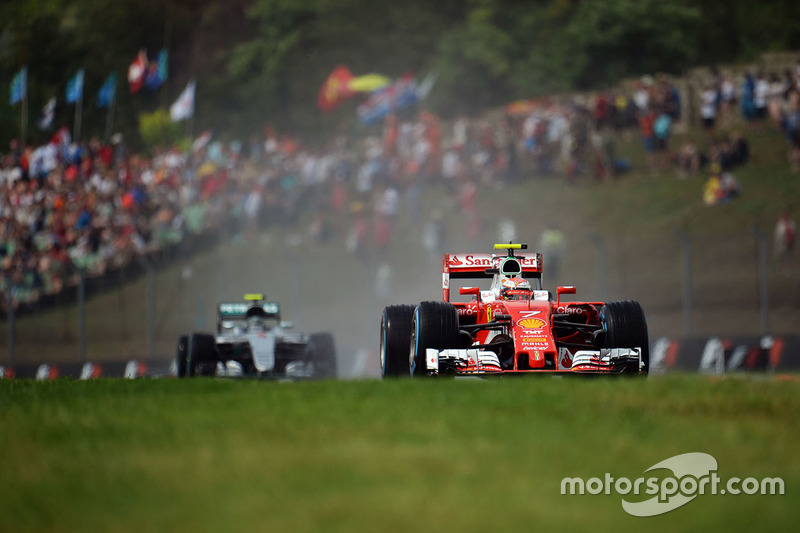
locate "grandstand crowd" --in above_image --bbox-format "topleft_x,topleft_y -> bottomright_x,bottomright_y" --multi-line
2,63 -> 800,312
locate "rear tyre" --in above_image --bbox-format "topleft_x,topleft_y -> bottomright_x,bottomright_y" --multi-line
410,301 -> 459,377
309,332 -> 337,379
600,300 -> 650,375
176,335 -> 188,378
380,305 -> 415,377
187,333 -> 218,377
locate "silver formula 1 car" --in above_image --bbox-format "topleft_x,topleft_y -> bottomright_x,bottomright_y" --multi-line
176,294 -> 337,379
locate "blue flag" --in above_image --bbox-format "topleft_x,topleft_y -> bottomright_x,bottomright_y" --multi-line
145,49 -> 168,90
66,69 -> 84,104
9,67 -> 27,105
157,49 -> 168,83
97,73 -> 117,108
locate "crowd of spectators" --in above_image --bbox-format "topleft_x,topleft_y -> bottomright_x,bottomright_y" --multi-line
0,130 -> 248,311
707,62 -> 800,172
3,59 -> 799,312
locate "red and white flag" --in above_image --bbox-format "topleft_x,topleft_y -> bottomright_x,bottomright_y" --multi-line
127,49 -> 147,94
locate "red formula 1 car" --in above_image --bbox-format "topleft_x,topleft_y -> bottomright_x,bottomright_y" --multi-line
380,243 -> 649,377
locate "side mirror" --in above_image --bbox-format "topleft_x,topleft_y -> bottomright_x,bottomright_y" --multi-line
459,286 -> 482,302
280,321 -> 294,329
556,286 -> 576,307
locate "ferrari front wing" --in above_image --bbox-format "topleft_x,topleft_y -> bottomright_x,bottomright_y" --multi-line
423,347 -> 644,375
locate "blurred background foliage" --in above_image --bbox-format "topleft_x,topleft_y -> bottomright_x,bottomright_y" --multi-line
1,0 -> 799,149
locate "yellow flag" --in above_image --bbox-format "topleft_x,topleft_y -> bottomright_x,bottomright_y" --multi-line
348,74 -> 391,92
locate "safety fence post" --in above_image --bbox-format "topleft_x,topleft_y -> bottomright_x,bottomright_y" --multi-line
674,229 -> 692,338
589,233 -> 608,302
78,269 -> 86,364
752,225 -> 770,335
7,288 -> 15,368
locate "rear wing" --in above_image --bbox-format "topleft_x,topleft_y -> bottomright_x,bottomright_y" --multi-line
217,302 -> 281,321
442,252 -> 542,301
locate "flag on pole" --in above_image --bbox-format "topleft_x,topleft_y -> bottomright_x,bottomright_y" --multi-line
37,97 -> 56,130
192,130 -> 213,152
97,73 -> 117,108
65,69 -> 85,104
9,67 -> 27,105
348,74 -> 392,93
145,49 -> 168,91
127,49 -> 148,94
416,70 -> 438,101
357,74 -> 419,125
157,49 -> 168,82
51,126 -> 71,151
170,80 -> 196,122
317,65 -> 354,112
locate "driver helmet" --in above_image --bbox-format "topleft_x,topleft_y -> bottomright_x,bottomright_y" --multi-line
246,315 -> 267,333
500,277 -> 532,300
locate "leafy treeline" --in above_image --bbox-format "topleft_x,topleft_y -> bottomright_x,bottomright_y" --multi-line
1,0 -> 799,149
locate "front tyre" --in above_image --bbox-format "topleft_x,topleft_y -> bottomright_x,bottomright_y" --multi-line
380,305 -> 415,377
187,333 -> 218,377
309,332 -> 337,379
410,301 -> 459,377
176,335 -> 188,378
600,300 -> 650,375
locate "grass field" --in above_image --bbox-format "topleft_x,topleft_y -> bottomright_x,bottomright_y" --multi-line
1,375 -> 797,532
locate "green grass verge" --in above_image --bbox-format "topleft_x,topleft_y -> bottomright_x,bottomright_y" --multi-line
1,376 -> 797,532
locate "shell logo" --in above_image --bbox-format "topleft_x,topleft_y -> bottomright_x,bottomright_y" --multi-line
518,318 -> 546,330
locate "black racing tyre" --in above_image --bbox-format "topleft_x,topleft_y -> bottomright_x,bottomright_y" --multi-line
410,301 -> 459,377
380,305 -> 415,377
187,333 -> 218,377
176,335 -> 188,378
309,332 -> 337,379
600,300 -> 650,375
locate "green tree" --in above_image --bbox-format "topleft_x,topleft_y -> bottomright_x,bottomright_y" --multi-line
432,1 -> 514,116
514,0 -> 701,97
138,107 -> 184,150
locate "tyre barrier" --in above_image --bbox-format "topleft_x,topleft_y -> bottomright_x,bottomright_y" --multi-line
650,335 -> 800,374
1,336 -> 798,380
0,359 -> 174,380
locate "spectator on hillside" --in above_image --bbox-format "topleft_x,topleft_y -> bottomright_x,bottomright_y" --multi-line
754,72 -> 770,124
796,59 -> 800,86
593,93 -> 611,131
637,106 -> 657,171
782,88 -> 800,173
612,91 -> 637,132
676,141 -> 702,178
700,84 -> 718,134
741,73 -> 757,124
728,131 -> 750,167
767,73 -> 786,127
653,111 -> 673,169
719,73 -> 737,126
633,79 -> 650,112
702,164 -> 740,206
